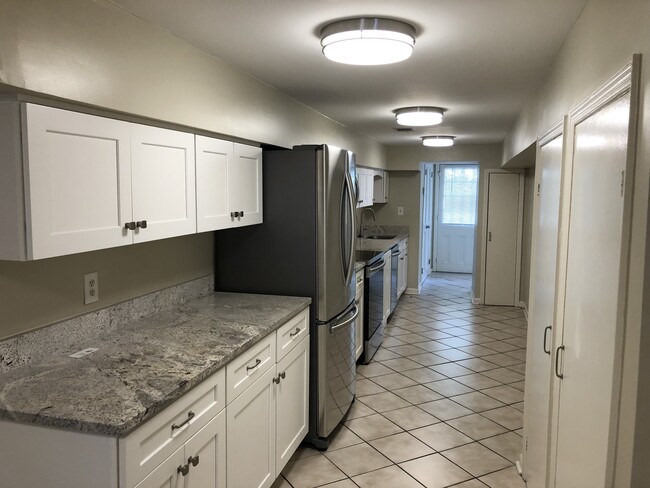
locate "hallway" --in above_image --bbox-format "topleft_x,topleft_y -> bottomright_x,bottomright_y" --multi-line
277,273 -> 527,488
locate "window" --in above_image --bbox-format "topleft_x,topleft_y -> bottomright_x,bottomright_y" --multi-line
441,166 -> 478,225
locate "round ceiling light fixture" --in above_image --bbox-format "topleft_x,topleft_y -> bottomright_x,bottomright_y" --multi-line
320,17 -> 416,65
422,136 -> 456,147
394,106 -> 445,127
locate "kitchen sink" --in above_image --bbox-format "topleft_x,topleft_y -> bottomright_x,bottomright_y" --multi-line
364,234 -> 397,240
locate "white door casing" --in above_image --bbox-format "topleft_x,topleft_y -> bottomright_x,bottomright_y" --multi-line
420,163 -> 434,285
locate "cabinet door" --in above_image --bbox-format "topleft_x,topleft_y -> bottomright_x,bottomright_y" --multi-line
397,250 -> 407,296
183,410 -> 226,488
227,366 -> 276,488
131,124 -> 196,243
231,143 -> 263,227
134,446 -> 184,488
275,336 -> 309,474
24,104 -> 133,259
195,136 -> 233,232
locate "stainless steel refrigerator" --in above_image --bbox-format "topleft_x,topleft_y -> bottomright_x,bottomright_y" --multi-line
214,144 -> 357,449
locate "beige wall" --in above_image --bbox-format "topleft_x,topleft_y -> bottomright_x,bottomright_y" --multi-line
372,171 -> 421,290
502,1 -> 650,484
385,143 -> 505,299
0,234 -> 214,339
0,0 -> 387,339
518,167 -> 536,309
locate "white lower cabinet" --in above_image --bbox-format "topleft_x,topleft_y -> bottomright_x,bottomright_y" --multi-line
397,238 -> 408,298
136,411 -> 226,488
227,334 -> 310,488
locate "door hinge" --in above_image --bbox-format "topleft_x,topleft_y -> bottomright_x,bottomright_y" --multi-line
424,168 -> 428,176
422,186 -> 425,196
428,258 -> 431,264
621,170 -> 625,196
537,183 -> 541,196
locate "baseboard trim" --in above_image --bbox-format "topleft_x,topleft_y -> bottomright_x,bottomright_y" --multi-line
518,301 -> 528,319
470,289 -> 481,305
405,287 -> 421,295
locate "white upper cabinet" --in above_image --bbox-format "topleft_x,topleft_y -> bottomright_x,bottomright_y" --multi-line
18,104 -> 134,259
373,170 -> 389,204
356,168 -> 374,208
131,124 -> 196,243
196,137 -> 262,231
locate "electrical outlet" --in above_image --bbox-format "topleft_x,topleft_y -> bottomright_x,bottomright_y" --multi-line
84,272 -> 99,305
397,206 -> 404,216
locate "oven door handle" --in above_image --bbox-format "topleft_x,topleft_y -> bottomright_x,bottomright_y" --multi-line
368,260 -> 385,273
330,306 -> 359,333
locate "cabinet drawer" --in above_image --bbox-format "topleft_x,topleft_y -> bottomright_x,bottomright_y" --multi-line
277,308 -> 309,361
120,367 -> 225,488
227,333 -> 276,404
398,238 -> 408,252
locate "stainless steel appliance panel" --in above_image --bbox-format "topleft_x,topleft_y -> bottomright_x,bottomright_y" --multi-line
317,302 -> 358,438
316,146 -> 356,323
363,257 -> 385,364
390,246 -> 399,314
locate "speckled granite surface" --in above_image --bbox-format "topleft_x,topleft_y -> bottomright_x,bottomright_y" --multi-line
0,292 -> 310,437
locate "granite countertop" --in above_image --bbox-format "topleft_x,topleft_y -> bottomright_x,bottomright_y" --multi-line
0,292 -> 310,437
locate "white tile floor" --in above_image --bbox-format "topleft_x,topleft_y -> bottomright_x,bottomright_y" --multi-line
276,273 -> 527,488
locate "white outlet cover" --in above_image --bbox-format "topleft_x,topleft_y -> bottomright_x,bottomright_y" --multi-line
397,206 -> 404,216
84,271 -> 99,305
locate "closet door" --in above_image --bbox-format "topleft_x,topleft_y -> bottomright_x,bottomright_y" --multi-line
484,172 -> 522,305
553,86 -> 634,487
522,127 -> 563,488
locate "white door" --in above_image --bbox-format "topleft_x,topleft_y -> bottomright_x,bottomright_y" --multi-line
227,366 -> 276,488
184,411 -> 226,488
131,124 -> 196,243
553,92 -> 631,488
484,172 -> 521,306
231,143 -> 263,227
134,447 -> 184,488
420,164 -> 434,284
195,136 -> 233,232
434,164 -> 478,273
24,104 -> 133,259
275,337 -> 309,475
522,131 -> 563,488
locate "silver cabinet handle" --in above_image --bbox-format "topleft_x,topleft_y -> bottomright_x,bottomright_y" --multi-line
178,464 -> 190,476
543,326 -> 552,355
171,410 -> 195,431
555,346 -> 565,379
289,327 -> 300,337
369,260 -> 385,272
246,358 -> 261,371
189,455 -> 200,467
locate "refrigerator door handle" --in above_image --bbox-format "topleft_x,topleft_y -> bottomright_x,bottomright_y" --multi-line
330,305 -> 359,333
344,171 -> 356,285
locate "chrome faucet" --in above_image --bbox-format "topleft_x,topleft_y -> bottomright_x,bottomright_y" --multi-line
358,207 -> 376,237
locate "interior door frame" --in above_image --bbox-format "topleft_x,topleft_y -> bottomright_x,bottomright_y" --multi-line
432,162 -> 479,273
547,57 -> 640,488
479,169 -> 525,306
419,162 -> 435,286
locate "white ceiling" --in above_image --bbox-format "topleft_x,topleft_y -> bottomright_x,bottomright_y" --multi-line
108,0 -> 587,146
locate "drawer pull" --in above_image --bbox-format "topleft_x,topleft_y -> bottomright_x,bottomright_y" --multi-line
289,327 -> 301,338
189,455 -> 200,467
171,410 -> 195,431
178,464 -> 190,477
136,220 -> 147,229
124,222 -> 136,231
246,358 -> 262,371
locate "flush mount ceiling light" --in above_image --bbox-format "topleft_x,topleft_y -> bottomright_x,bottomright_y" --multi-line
422,136 -> 456,147
394,106 -> 445,127
320,17 -> 416,65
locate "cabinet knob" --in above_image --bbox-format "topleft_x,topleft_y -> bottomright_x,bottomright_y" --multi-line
273,372 -> 286,384
241,210 -> 245,217
189,455 -> 200,467
178,464 -> 190,477
231,211 -> 240,218
124,222 -> 136,231
279,371 -> 286,380
136,220 -> 147,229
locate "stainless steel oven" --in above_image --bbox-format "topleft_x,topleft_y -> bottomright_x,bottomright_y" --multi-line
360,252 -> 386,364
